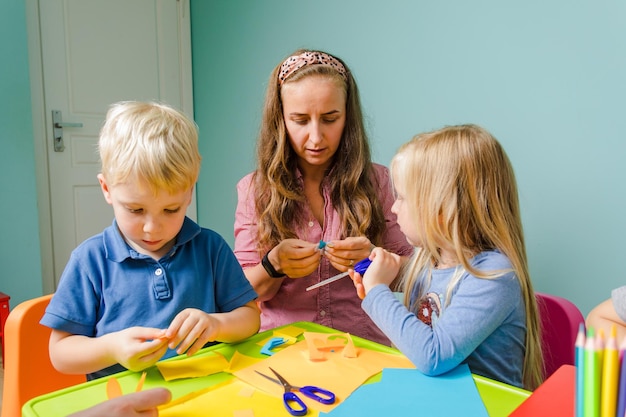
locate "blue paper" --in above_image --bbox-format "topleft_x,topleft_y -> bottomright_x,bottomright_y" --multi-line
320,364 -> 488,417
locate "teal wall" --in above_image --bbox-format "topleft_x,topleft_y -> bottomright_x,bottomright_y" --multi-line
190,0 -> 626,317
0,0 -> 44,306
2,1 -> 624,317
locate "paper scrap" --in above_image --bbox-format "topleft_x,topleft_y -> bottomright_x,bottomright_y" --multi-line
156,351 -> 229,381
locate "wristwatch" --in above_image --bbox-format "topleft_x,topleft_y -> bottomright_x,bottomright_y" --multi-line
261,250 -> 285,278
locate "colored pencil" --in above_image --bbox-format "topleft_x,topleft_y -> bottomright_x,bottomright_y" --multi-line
584,327 -> 600,417
600,326 -> 618,417
576,322 -> 586,417
616,336 -> 626,417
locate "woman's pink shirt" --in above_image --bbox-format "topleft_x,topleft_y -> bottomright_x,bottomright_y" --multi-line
234,163 -> 413,345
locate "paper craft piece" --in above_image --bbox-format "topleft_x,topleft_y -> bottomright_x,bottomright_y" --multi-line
158,378 -> 306,417
238,384 -> 256,398
156,351 -> 229,381
258,334 -> 297,356
509,364 -> 575,416
304,332 -> 357,360
224,350 -> 265,374
261,337 -> 286,356
273,325 -> 306,339
234,339 -> 414,413
106,377 -> 123,399
233,411 -> 254,417
106,371 -> 147,399
320,364 -> 488,417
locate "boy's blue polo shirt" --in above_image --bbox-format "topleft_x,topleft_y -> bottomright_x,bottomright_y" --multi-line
41,217 -> 257,379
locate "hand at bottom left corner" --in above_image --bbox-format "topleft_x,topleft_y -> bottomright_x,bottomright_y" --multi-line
67,387 -> 172,417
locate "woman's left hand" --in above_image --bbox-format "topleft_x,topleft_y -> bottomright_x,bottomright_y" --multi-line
323,236 -> 374,272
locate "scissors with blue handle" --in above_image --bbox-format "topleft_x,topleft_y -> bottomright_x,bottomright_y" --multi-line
255,367 -> 335,416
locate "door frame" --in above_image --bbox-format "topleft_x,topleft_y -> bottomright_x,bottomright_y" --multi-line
25,0 -> 195,293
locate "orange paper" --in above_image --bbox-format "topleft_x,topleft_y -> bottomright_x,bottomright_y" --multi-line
234,334 -> 414,413
303,332 -> 357,360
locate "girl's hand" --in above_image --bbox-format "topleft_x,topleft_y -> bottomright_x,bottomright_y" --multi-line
324,236 -> 374,272
350,247 -> 402,298
165,308 -> 220,356
270,239 -> 322,278
112,327 -> 169,372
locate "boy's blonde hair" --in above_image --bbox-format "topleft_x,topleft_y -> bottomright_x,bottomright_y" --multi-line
390,124 -> 544,390
98,101 -> 201,194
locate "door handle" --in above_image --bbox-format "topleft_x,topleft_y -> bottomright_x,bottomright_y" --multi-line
52,110 -> 83,152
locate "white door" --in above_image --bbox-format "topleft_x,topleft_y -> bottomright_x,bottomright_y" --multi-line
30,0 -> 194,289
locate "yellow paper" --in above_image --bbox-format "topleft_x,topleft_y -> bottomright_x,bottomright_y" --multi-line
233,336 -> 414,413
273,325 -> 306,339
224,350 -> 264,373
158,378 -> 310,417
156,351 -> 229,381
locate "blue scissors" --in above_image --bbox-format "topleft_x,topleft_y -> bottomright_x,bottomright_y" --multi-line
255,367 -> 336,416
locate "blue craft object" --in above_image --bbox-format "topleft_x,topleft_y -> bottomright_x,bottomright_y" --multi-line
318,240 -> 326,249
260,337 -> 286,356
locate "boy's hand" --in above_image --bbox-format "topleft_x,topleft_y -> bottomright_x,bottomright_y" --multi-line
113,327 -> 169,372
165,308 -> 219,356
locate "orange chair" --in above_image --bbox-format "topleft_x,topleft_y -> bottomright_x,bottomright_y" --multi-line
536,292 -> 585,380
1,294 -> 86,417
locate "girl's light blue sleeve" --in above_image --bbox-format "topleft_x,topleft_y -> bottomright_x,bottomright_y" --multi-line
362,272 -> 521,376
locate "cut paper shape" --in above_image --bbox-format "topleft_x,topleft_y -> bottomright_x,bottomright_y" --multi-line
105,371 -> 148,399
106,377 -> 123,399
261,337 -> 286,356
156,351 -> 229,381
258,334 -> 297,356
224,350 -> 264,374
238,384 -> 256,398
234,339 -> 414,413
509,364 -> 575,416
233,410 -> 255,417
304,332 -> 357,360
273,325 -> 306,339
319,365 -> 488,417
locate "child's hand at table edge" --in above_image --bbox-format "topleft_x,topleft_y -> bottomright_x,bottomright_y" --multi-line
164,308 -> 221,356
113,327 -> 170,372
164,302 -> 260,356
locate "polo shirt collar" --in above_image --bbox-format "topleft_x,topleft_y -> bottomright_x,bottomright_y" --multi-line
104,217 -> 201,262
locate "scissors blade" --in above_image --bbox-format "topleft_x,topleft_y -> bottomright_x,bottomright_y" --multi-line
255,370 -> 283,386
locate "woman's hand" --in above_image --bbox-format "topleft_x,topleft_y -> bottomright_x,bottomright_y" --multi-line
270,238 -> 322,278
324,236 -> 374,272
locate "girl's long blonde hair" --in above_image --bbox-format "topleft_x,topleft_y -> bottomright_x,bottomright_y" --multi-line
390,124 -> 543,390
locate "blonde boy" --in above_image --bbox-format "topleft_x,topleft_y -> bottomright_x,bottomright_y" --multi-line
41,101 -> 259,379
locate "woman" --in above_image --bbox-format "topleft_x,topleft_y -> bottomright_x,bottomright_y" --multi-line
234,49 -> 413,345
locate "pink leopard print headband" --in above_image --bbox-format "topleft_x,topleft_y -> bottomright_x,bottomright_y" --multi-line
278,51 -> 347,86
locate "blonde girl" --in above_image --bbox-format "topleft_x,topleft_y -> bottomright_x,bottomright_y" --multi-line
352,124 -> 543,390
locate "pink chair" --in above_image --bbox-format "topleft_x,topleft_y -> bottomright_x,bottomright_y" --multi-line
535,292 -> 585,379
